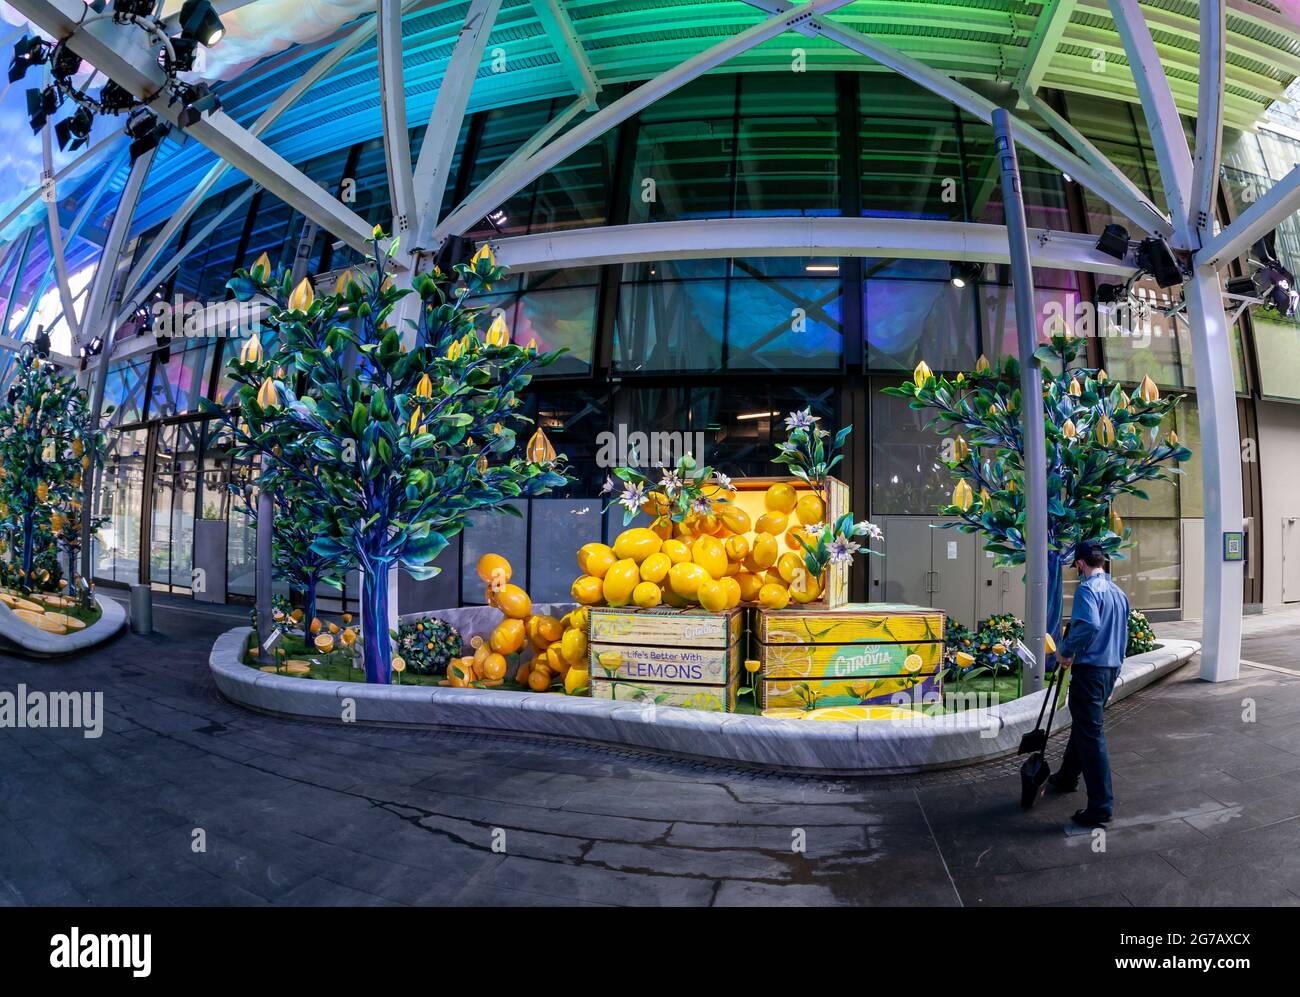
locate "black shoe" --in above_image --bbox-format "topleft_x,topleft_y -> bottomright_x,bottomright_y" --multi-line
1071,808 -> 1112,828
1046,773 -> 1077,794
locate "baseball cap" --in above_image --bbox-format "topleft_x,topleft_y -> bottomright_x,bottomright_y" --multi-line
1073,539 -> 1105,562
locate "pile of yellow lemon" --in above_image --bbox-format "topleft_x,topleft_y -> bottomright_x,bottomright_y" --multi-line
571,482 -> 827,613
444,553 -> 590,695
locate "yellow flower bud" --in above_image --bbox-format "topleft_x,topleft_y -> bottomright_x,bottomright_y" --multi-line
335,270 -> 355,295
485,313 -> 510,347
251,252 -> 271,279
446,338 -> 464,361
1096,368 -> 1108,383
952,435 -> 970,462
470,243 -> 496,269
239,333 -> 263,365
1062,419 -> 1077,440
288,277 -> 315,313
256,377 -> 280,409
974,354 -> 991,374
1168,430 -> 1179,446
913,359 -> 933,387
1137,374 -> 1160,403
415,372 -> 433,398
1095,414 -> 1115,446
408,406 -> 424,436
371,224 -> 385,240
952,479 -> 973,511
1109,507 -> 1124,536
1068,378 -> 1082,397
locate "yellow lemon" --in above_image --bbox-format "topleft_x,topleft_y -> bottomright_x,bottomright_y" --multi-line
724,534 -> 750,562
564,668 -> 589,696
795,493 -> 825,526
578,542 -> 614,575
613,527 -> 662,563
546,645 -> 566,673
744,532 -> 778,572
661,585 -> 689,608
690,536 -> 728,579
536,614 -> 563,644
476,552 -> 512,585
480,652 -> 508,681
584,547 -> 618,579
786,526 -> 818,551
755,511 -> 788,536
661,539 -> 691,565
697,579 -> 729,613
560,628 -> 588,666
764,482 -> 797,514
718,505 -> 751,535
570,575 -> 604,605
776,552 -> 805,584
668,561 -> 710,601
1045,632 -> 1057,654
736,571 -> 764,602
495,583 -> 532,619
632,581 -> 662,608
640,490 -> 670,517
527,669 -> 551,692
639,552 -> 671,583
649,515 -> 674,540
718,576 -> 742,610
489,618 -> 526,655
790,571 -> 821,604
758,582 -> 790,610
602,558 -> 640,606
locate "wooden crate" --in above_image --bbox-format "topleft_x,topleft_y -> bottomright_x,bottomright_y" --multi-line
588,606 -> 741,711
756,602 -> 946,711
730,476 -> 851,609
591,670 -> 740,712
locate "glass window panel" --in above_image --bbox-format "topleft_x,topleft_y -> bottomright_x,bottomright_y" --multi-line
1176,398 -> 1204,519
1252,311 -> 1300,400
725,270 -> 842,370
866,279 -> 978,372
1096,281 -> 1185,387
869,377 -> 951,516
528,499 -> 602,603
736,113 -> 839,217
1109,518 -> 1180,611
524,389 -> 609,496
629,117 -> 736,222
103,357 -> 151,425
1113,408 -> 1179,519
613,278 -> 726,372
460,500 -> 527,604
860,117 -> 962,221
148,341 -> 215,417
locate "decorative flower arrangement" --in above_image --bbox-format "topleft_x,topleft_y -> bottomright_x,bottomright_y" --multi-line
393,615 -> 463,676
1126,608 -> 1159,656
603,452 -> 731,529
943,620 -> 977,679
771,408 -> 882,580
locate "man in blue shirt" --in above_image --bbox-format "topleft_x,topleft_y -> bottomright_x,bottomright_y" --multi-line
1048,539 -> 1131,827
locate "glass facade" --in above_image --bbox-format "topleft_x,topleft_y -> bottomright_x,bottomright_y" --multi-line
74,73 -> 1289,618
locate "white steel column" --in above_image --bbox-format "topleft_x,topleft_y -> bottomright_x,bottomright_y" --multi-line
378,0 -> 416,241
1189,1 -> 1226,246
410,0 -> 505,249
1110,0 -> 1242,681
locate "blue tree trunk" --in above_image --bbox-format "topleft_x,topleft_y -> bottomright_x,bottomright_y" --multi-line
360,563 -> 391,684
1046,555 -> 1064,671
301,580 -> 317,642
21,513 -> 34,587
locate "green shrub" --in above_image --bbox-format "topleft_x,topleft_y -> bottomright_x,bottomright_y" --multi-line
1126,609 -> 1159,657
393,616 -> 463,676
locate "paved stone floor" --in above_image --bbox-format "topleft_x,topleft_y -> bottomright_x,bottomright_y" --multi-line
3,593 -> 1300,906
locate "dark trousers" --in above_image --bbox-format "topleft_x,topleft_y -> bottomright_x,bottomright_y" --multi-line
1056,664 -> 1121,815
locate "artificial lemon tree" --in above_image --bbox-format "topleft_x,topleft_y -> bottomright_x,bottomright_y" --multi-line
0,345 -> 106,596
211,235 -> 569,683
883,333 -> 1190,645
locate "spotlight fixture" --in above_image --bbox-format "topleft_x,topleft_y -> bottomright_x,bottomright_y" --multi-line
171,81 -> 220,127
1225,274 -> 1260,299
164,35 -> 200,74
112,0 -> 156,19
1095,282 -> 1127,305
26,86 -> 60,132
949,261 -> 983,288
179,0 -> 226,47
1136,235 -> 1183,289
51,44 -> 82,80
8,35 -> 50,84
125,107 -> 169,161
1096,223 -> 1130,261
55,105 -> 94,151
33,326 -> 52,359
100,79 -> 136,115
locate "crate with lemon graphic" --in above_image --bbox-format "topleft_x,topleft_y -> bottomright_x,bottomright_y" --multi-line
756,603 -> 945,711
587,605 -> 742,711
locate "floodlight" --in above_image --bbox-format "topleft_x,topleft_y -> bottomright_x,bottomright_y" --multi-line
180,0 -> 225,46
1096,223 -> 1130,261
1136,235 -> 1183,288
55,106 -> 94,151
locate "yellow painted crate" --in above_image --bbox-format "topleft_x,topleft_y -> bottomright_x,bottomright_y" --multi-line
591,669 -> 740,712
759,603 -> 945,645
731,476 -> 851,609
587,606 -> 741,711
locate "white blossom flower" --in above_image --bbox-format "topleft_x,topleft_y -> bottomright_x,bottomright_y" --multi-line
618,481 -> 646,513
691,495 -> 713,517
853,519 -> 884,541
659,468 -> 683,491
784,408 -> 817,432
829,537 -> 860,564
600,475 -> 616,495
712,471 -> 733,491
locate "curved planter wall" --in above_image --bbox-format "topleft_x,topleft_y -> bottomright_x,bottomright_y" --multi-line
210,626 -> 1199,774
0,595 -> 126,658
